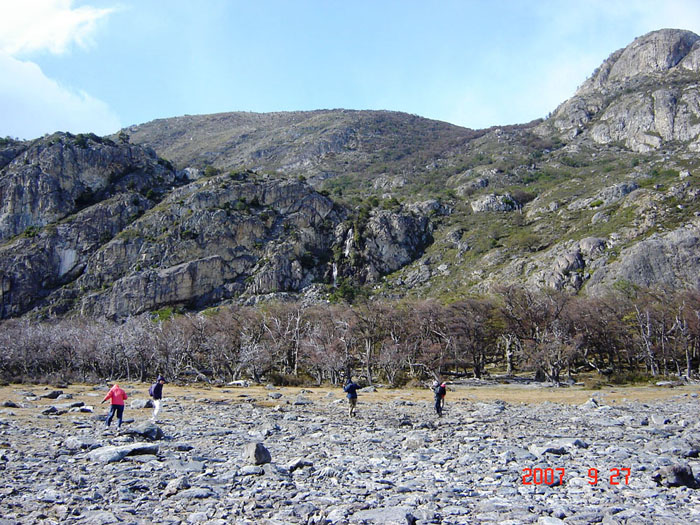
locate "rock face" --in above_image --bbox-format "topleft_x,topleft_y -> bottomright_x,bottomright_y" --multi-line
0,133 -> 176,242
586,219 -> 700,294
471,193 -> 519,213
0,133 -> 178,318
545,29 -> 700,152
337,209 -> 434,284
0,136 -> 436,319
76,174 -> 343,317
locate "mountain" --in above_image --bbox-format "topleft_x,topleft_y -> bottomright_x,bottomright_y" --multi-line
1,29 -> 700,320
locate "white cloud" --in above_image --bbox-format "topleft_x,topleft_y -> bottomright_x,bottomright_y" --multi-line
0,0 -> 119,139
0,0 -> 114,55
0,54 -> 121,139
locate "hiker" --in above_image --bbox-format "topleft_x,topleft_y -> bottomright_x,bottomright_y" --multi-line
344,377 -> 359,417
102,383 -> 128,430
439,381 -> 447,412
433,380 -> 446,417
150,375 -> 166,422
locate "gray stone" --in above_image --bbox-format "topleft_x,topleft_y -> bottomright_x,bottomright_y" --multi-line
243,442 -> 271,465
163,476 -> 191,497
64,436 -> 100,450
528,444 -> 568,456
130,398 -> 154,409
87,442 -> 159,463
125,421 -> 164,440
293,395 -> 312,405
651,414 -> 671,425
652,463 -> 697,488
351,506 -> 415,524
239,465 -> 264,476
40,390 -> 63,399
538,518 -> 566,525
80,511 -> 121,524
165,459 -> 206,473
171,487 -> 215,500
286,457 -> 313,472
580,398 -> 600,409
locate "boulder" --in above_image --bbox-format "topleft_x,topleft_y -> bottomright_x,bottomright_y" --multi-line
243,442 -> 271,465
40,391 -> 63,399
652,464 -> 697,488
64,436 -> 100,451
130,398 -> 154,409
351,506 -> 416,525
125,421 -> 164,441
87,443 -> 159,463
163,476 -> 191,498
471,193 -> 518,212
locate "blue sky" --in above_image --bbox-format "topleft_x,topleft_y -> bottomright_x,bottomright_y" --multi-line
2,0 -> 700,139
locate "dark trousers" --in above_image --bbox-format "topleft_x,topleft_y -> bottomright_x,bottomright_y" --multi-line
106,404 -> 124,427
434,396 -> 442,416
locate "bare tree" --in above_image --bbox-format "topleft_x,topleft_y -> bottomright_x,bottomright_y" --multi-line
446,298 -> 499,379
351,301 -> 391,386
261,303 -> 304,376
499,285 -> 572,384
201,307 -> 245,382
299,305 -> 352,385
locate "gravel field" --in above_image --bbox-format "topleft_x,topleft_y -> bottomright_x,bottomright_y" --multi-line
0,381 -> 699,524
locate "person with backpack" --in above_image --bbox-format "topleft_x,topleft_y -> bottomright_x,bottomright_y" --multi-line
343,377 -> 359,417
433,380 -> 447,417
150,376 -> 166,422
101,383 -> 127,430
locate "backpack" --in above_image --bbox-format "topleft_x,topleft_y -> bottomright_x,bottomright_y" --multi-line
149,383 -> 156,397
438,384 -> 446,398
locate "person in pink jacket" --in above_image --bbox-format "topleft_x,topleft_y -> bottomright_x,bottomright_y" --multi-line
101,383 -> 128,430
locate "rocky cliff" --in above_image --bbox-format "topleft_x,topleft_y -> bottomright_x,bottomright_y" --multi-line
0,135 -> 435,319
544,29 -> 700,152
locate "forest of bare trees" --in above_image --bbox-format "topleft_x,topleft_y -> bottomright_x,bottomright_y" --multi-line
1,286 -> 699,386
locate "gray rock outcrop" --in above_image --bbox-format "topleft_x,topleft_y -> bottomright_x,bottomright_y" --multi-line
0,137 -> 438,318
337,209 -> 433,284
87,442 -> 159,463
544,29 -> 700,152
586,219 -> 700,294
0,133 -> 176,242
471,193 -> 519,213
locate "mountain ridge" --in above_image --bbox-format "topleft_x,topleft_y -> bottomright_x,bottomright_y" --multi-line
1,29 -> 700,319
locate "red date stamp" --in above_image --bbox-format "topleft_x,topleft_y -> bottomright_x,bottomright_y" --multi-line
522,467 -> 631,485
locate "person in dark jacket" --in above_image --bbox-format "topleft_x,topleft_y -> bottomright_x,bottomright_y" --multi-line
343,377 -> 359,417
433,380 -> 446,417
150,376 -> 166,422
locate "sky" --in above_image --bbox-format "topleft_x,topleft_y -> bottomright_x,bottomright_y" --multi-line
2,1 -> 700,140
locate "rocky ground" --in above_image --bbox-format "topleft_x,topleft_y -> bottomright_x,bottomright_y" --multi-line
0,382 -> 699,524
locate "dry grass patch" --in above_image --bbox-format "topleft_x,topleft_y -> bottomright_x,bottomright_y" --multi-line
2,381 -> 698,413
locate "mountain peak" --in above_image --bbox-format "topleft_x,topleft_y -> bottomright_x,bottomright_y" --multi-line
579,28 -> 700,94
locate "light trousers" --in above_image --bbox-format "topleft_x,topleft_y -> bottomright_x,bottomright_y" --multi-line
153,399 -> 162,419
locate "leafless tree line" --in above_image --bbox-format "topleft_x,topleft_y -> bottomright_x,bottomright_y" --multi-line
1,286 -> 699,385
